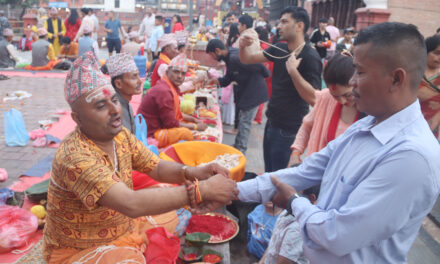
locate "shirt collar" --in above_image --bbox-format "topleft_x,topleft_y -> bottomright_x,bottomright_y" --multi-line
369,100 -> 422,145
115,90 -> 129,107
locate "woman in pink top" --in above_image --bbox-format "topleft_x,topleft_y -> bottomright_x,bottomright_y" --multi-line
288,53 -> 363,166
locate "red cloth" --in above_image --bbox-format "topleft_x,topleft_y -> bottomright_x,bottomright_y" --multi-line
260,42 -> 273,97
64,18 -> 81,42
137,79 -> 181,137
254,103 -> 264,123
150,58 -> 167,87
172,22 -> 184,33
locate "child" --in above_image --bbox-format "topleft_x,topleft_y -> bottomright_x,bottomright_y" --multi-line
259,184 -> 321,264
247,202 -> 283,259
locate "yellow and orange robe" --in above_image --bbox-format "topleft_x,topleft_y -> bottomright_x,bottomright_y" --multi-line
44,18 -> 66,56
43,127 -> 174,263
138,75 -> 194,148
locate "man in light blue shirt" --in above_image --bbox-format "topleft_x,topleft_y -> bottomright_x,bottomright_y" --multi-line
149,15 -> 164,60
237,22 -> 440,263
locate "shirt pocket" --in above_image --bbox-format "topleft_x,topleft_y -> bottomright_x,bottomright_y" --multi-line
333,175 -> 356,206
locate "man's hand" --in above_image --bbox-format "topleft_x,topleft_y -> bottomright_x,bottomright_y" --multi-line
286,53 -> 302,75
239,35 -> 253,49
199,174 -> 238,204
270,175 -> 297,209
317,41 -> 324,48
188,163 -> 230,181
287,151 -> 302,168
58,32 -> 63,37
196,122 -> 207,131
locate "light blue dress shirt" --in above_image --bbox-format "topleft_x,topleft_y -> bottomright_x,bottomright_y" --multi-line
149,25 -> 164,53
238,100 -> 440,263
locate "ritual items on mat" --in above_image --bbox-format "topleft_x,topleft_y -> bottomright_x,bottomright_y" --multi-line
192,126 -> 221,142
197,108 -> 217,119
179,246 -> 203,262
198,153 -> 241,170
0,205 -> 38,253
202,249 -> 223,263
186,213 -> 239,243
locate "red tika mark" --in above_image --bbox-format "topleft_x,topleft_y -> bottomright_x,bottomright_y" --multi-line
103,88 -> 112,97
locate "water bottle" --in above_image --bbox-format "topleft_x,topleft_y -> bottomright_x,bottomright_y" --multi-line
134,51 -> 147,78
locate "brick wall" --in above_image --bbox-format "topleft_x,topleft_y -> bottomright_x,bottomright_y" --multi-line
388,0 -> 440,37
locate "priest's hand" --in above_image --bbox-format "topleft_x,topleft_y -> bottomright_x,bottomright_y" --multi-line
270,175 -> 297,209
187,163 -> 230,181
188,174 -> 238,214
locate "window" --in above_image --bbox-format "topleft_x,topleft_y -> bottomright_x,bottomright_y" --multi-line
115,0 -> 120,8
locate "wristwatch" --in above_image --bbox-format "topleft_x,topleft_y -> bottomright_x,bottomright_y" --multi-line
286,193 -> 305,216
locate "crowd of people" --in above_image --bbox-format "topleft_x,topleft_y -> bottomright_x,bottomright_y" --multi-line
0,4 -> 440,264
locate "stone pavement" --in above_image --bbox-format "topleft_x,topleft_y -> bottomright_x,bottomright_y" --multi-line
0,76 -> 68,189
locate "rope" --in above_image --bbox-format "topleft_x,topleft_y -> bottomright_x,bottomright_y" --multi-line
259,41 -> 306,60
11,241 -> 35,255
144,208 -> 187,227
72,245 -> 146,264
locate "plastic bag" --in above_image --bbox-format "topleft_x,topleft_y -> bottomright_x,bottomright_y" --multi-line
4,108 -> 30,147
0,188 -> 14,204
0,205 -> 38,253
144,227 -> 180,264
0,168 -> 8,182
135,114 -> 159,155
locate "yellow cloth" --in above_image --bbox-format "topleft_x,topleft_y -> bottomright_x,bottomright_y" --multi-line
196,33 -> 208,42
154,127 -> 194,148
44,18 -> 66,56
43,127 -> 160,262
48,44 -> 56,61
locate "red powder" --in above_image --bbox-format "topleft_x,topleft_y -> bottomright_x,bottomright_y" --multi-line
183,253 -> 197,261
186,215 -> 236,242
203,254 -> 222,263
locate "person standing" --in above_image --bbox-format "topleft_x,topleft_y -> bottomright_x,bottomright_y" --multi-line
237,22 -> 440,264
64,9 -> 81,43
74,8 -> 94,42
418,34 -> 440,136
310,18 -> 331,60
104,11 -> 124,57
172,15 -> 184,33
239,6 -> 322,172
90,9 -> 100,42
138,7 -> 155,61
149,15 -> 165,60
325,17 -> 340,58
336,27 -> 355,53
0,10 -> 11,41
206,39 -> 270,154
44,7 -> 66,56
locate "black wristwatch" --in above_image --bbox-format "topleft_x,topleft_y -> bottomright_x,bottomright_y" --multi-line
286,193 -> 305,216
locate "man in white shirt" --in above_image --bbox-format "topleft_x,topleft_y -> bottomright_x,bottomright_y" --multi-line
90,9 -> 100,42
326,17 -> 340,58
74,8 -> 95,42
138,8 -> 155,61
237,22 -> 440,263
